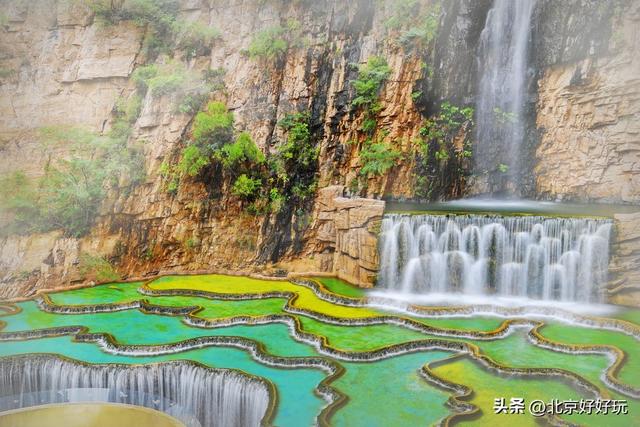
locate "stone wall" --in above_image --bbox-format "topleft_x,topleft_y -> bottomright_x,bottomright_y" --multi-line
609,212 -> 640,306
534,1 -> 640,203
293,185 -> 384,287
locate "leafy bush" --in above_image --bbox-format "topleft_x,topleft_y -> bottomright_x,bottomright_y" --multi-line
90,0 -> 221,60
219,132 -> 265,169
397,4 -> 441,47
232,174 -> 262,199
177,145 -> 209,177
246,26 -> 288,60
413,101 -> 474,199
176,21 -> 221,59
351,56 -> 391,114
384,0 -> 420,30
359,140 -> 401,177
79,253 -> 121,282
245,20 -> 301,62
90,0 -> 180,57
193,101 -> 234,147
0,122 -> 145,238
385,0 -> 441,48
132,61 -> 184,96
271,112 -> 319,204
0,171 -> 40,235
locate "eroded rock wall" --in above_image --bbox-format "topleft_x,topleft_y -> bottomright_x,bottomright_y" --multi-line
534,1 -> 640,203
609,212 -> 640,306
1,0 -> 638,303
0,0 -> 443,296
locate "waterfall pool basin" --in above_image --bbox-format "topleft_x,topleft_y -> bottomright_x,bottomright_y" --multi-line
0,402 -> 186,427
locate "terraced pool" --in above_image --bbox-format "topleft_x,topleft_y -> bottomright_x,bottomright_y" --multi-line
1,274 -> 638,426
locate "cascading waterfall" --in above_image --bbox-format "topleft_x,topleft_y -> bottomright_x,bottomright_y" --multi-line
378,214 -> 612,304
0,356 -> 270,427
476,0 -> 536,192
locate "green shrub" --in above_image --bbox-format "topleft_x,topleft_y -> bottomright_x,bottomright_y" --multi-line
269,188 -> 285,213
176,21 -> 221,59
132,61 -> 186,96
232,174 -> 262,199
219,132 -> 265,169
133,62 -> 224,114
184,236 -> 200,250
90,0 -> 180,58
384,0 -> 420,30
351,56 -> 391,113
177,145 -> 210,177
115,94 -> 143,124
245,20 -> 302,62
0,171 -> 40,235
385,0 -> 441,48
246,25 -> 288,60
272,112 -> 319,204
79,253 -> 121,282
359,139 -> 401,177
159,160 -> 180,194
413,101 -> 474,199
193,101 -> 234,147
0,122 -> 145,238
131,64 -> 159,92
397,4 -> 441,47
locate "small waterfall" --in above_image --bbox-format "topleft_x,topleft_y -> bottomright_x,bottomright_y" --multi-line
0,356 -> 270,427
378,214 -> 612,303
475,0 -> 536,193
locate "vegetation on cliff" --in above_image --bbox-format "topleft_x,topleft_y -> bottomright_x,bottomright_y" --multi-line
413,102 -> 474,199
0,120 -> 144,238
244,19 -> 304,64
89,0 -> 220,60
348,56 -> 402,192
161,102 -> 318,215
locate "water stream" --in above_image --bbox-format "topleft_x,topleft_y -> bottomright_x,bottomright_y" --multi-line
378,214 -> 612,304
476,0 -> 536,192
0,356 -> 270,427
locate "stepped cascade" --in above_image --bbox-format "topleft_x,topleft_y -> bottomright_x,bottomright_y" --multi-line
476,0 -> 536,191
378,214 -> 613,303
0,356 -> 270,427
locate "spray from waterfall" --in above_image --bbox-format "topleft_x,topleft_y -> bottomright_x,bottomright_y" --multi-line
378,214 -> 612,304
0,356 -> 270,427
475,0 -> 536,193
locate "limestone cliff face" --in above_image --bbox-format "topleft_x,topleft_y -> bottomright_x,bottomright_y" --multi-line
0,0 -> 445,295
0,0 -> 638,300
534,1 -> 640,203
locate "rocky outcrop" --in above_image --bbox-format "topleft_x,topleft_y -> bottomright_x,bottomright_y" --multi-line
534,1 -> 640,203
609,212 -> 640,306
0,0 -> 449,296
299,186 -> 384,287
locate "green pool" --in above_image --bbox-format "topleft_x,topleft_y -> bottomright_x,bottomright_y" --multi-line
0,274 -> 638,426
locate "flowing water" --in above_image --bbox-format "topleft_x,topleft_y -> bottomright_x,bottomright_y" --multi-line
378,214 -> 612,303
476,0 -> 536,192
0,356 -> 269,427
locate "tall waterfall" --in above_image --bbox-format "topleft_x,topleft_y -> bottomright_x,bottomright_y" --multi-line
378,214 -> 612,303
0,356 -> 270,427
476,0 -> 536,192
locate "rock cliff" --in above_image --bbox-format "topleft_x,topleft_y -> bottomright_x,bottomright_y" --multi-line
0,0 -> 638,302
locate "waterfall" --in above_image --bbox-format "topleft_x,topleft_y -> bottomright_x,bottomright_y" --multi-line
378,214 -> 612,304
475,0 -> 536,192
0,356 -> 270,427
